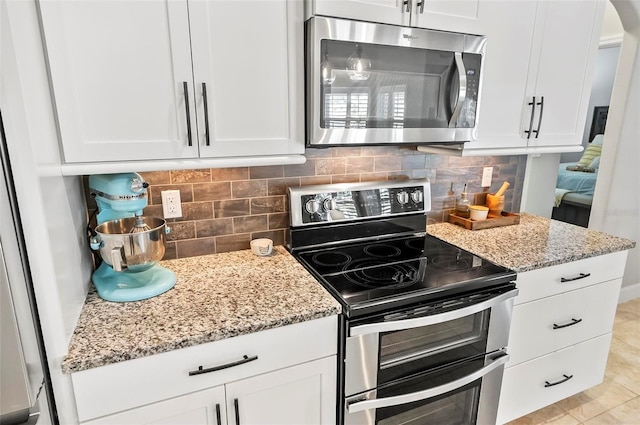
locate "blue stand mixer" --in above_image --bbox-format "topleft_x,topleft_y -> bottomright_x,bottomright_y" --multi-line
89,173 -> 176,302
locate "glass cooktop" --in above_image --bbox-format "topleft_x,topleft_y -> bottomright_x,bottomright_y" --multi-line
295,234 -> 516,317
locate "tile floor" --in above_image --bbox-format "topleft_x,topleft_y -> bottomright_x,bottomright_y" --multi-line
507,297 -> 640,425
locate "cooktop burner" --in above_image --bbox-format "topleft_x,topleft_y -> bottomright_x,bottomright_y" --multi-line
288,179 -> 516,318
295,234 -> 515,317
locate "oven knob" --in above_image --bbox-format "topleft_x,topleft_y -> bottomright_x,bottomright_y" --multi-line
305,199 -> 321,214
323,197 -> 337,211
411,190 -> 423,203
396,191 -> 409,205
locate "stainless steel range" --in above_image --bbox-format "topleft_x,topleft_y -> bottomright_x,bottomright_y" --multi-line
288,179 -> 517,425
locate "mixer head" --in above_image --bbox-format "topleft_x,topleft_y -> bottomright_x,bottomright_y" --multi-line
89,173 -> 149,225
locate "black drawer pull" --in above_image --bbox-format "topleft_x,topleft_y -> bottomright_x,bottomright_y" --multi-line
560,273 -> 591,282
202,82 -> 211,146
553,318 -> 583,329
234,398 -> 240,425
215,403 -> 222,425
183,81 -> 193,146
545,374 -> 573,387
188,355 -> 258,376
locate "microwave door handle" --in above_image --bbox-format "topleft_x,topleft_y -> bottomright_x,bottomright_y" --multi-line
350,288 -> 518,336
448,52 -> 467,128
347,353 -> 510,414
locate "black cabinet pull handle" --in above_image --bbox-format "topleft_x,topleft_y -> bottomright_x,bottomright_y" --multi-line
533,95 -> 544,138
545,374 -> 573,387
188,354 -> 258,376
202,82 -> 210,146
234,398 -> 240,425
183,81 -> 193,146
403,0 -> 411,13
553,318 -> 583,329
416,0 -> 425,13
561,273 -> 591,282
215,403 -> 222,425
525,96 -> 536,139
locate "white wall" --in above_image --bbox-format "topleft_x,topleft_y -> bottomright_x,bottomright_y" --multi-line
591,0 -> 640,299
560,46 -> 620,163
521,153 -> 561,218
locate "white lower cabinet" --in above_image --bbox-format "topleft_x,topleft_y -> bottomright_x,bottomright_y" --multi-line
498,333 -> 612,425
497,251 -> 628,424
226,356 -> 336,425
83,385 -> 226,425
73,316 -> 337,425
83,357 -> 336,425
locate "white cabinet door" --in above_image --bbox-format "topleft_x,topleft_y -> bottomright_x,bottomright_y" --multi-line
310,0 -> 408,26
39,0 -> 199,163
411,0 -> 482,33
225,356 -> 337,425
310,0 -> 481,33
82,386 -> 226,425
525,0 -> 604,148
472,0 -> 538,151
189,0 -> 304,158
470,0 -> 603,153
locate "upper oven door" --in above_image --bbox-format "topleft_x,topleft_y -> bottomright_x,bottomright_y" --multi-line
345,286 -> 517,397
306,16 -> 485,147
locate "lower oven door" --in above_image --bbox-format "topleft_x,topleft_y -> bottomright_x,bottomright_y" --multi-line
345,286 -> 517,397
344,351 -> 509,425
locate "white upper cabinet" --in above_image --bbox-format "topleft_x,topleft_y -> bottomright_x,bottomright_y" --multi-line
39,0 -> 304,165
189,0 -> 304,158
524,0 -> 603,149
39,1 -> 198,163
309,0 -> 481,33
421,0 -> 606,156
310,0 -> 408,26
474,0 -> 605,153
467,0 -> 538,152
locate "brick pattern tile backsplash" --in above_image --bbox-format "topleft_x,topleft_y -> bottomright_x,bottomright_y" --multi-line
86,147 -> 526,260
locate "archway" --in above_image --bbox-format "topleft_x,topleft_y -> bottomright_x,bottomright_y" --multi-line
588,0 -> 639,301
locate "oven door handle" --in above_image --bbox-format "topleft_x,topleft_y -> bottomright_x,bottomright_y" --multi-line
350,288 -> 518,337
347,353 -> 509,414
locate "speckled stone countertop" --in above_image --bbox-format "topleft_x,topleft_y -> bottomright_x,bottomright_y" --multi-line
62,246 -> 341,374
427,213 -> 635,273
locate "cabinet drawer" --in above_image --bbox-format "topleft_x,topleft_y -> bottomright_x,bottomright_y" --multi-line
72,315 -> 337,422
508,279 -> 620,366
497,333 -> 611,424
515,251 -> 627,305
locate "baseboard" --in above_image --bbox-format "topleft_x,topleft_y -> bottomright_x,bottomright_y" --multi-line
619,282 -> 640,303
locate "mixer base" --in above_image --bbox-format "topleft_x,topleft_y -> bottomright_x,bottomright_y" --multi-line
92,263 -> 176,302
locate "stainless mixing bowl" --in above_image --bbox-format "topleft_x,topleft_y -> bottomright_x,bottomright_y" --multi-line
91,217 -> 168,272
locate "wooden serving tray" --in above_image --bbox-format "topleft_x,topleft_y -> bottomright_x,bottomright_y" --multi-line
448,211 -> 520,230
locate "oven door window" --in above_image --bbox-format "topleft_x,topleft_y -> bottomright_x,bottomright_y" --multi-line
378,309 -> 489,385
320,40 -> 458,130
354,358 -> 484,425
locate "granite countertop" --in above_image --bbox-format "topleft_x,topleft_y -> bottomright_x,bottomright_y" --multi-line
427,213 -> 635,272
62,246 -> 341,374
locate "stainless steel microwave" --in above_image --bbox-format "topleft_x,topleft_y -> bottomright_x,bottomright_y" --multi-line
306,16 -> 486,147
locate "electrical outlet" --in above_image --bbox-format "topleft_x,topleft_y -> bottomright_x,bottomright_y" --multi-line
161,190 -> 183,219
481,167 -> 493,187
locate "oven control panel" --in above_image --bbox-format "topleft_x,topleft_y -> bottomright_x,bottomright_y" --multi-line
289,179 -> 431,226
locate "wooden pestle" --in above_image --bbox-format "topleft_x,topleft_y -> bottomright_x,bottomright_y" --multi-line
486,182 -> 510,216
495,181 -> 510,197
